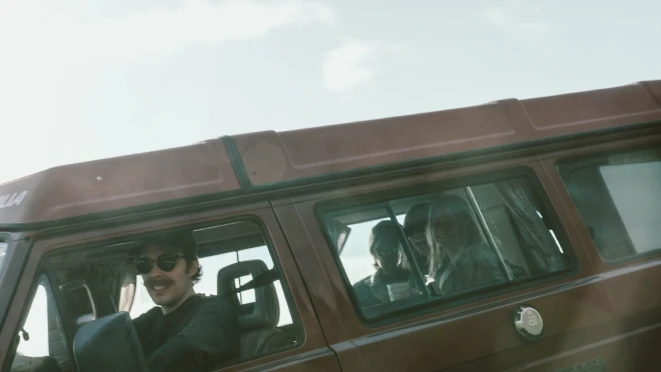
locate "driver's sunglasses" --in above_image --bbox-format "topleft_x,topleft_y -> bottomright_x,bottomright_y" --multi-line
135,254 -> 184,274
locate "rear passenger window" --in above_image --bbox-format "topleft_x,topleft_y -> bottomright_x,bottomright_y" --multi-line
320,173 -> 573,319
558,146 -> 661,260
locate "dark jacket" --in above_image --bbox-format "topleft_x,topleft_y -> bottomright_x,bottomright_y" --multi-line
133,294 -> 239,372
433,244 -> 509,296
353,268 -> 417,308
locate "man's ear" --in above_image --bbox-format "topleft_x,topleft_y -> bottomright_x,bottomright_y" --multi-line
186,259 -> 199,277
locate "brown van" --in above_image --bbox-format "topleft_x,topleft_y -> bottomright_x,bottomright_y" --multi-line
1,80 -> 660,372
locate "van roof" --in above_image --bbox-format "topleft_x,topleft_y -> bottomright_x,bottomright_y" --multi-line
1,80 -> 660,227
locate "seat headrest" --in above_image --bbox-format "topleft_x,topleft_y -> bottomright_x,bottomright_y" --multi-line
217,260 -> 279,330
60,279 -> 97,331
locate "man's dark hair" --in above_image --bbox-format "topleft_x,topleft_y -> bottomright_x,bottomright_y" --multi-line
403,202 -> 431,237
131,231 -> 203,285
369,220 -> 403,269
187,260 -> 203,285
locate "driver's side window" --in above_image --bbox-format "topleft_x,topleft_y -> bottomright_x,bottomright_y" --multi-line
10,275 -> 72,372
9,219 -> 303,372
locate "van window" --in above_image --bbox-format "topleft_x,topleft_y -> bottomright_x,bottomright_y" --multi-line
32,219 -> 300,371
320,174 -> 573,319
558,147 -> 661,260
16,285 -> 49,357
10,276 -> 72,372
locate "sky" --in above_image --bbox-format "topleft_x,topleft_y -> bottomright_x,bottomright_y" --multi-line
1,0 -> 659,184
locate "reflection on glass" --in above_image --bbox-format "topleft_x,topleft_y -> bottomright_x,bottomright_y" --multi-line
559,148 -> 661,260
0,242 -> 7,273
600,162 -> 661,253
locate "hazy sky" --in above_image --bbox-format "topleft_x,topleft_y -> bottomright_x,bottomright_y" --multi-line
1,0 -> 659,183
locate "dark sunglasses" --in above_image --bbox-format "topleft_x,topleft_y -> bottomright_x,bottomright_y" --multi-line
135,254 -> 184,274
372,241 -> 400,257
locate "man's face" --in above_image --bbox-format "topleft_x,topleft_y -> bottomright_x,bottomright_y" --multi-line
432,207 -> 467,250
138,243 -> 198,309
409,225 -> 430,257
373,240 -> 401,275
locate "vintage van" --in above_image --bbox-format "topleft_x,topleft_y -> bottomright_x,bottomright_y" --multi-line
1,80 -> 661,372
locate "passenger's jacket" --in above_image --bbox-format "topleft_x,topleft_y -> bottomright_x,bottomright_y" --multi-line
432,243 -> 511,296
352,268 -> 417,308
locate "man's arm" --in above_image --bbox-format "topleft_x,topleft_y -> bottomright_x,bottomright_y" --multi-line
146,299 -> 239,372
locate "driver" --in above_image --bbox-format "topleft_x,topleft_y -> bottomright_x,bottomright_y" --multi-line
130,231 -> 239,372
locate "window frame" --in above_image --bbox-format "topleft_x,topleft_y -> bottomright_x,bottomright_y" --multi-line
3,272 -> 73,371
557,143 -> 661,264
0,234 -> 28,345
28,215 -> 306,369
315,166 -> 580,326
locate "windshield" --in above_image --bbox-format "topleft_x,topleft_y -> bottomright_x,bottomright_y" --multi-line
0,242 -> 7,274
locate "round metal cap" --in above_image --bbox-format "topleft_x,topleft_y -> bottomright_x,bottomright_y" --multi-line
514,305 -> 543,340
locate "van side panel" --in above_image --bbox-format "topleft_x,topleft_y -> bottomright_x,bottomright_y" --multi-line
277,160 -> 633,371
540,135 -> 661,372
273,201 -> 366,371
231,81 -> 661,187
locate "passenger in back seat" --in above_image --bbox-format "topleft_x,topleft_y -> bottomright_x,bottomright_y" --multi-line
401,202 -> 432,279
353,221 -> 422,308
426,195 -> 508,296
130,232 -> 240,372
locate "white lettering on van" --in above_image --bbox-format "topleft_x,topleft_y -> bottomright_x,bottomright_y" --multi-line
0,190 -> 29,209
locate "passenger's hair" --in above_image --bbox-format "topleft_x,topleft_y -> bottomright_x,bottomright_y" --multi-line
400,202 -> 431,271
186,260 -> 203,285
402,202 -> 431,237
425,195 -> 481,279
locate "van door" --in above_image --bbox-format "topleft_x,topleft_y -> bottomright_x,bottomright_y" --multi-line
276,162 -> 631,371
0,204 -> 342,372
554,141 -> 661,371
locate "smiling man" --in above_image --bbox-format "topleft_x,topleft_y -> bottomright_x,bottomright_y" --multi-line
130,231 -> 240,372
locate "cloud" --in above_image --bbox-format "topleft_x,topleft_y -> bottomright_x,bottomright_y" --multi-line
0,0 -> 336,183
483,0 -> 548,43
0,0 -> 335,67
322,39 -> 381,96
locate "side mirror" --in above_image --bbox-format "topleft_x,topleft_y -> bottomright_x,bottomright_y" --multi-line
73,312 -> 148,372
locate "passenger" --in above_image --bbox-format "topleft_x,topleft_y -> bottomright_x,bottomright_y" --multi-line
130,232 -> 240,372
353,220 -> 419,308
426,195 -> 508,296
401,202 -> 432,276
